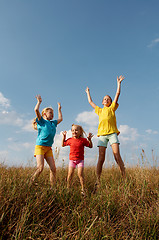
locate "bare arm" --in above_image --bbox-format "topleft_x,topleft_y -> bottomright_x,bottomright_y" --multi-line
85,87 -> 97,109
62,131 -> 67,147
113,75 -> 125,104
34,95 -> 42,121
87,132 -> 93,148
57,102 -> 63,124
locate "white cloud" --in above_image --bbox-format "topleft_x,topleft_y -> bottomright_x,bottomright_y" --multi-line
118,125 -> 139,143
147,38 -> 159,48
0,92 -> 10,108
145,129 -> 158,135
0,110 -> 23,126
22,119 -> 34,132
75,110 -> 98,134
8,141 -> 33,152
76,110 -> 98,127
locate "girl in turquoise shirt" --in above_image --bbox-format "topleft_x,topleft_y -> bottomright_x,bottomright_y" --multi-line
31,95 -> 63,186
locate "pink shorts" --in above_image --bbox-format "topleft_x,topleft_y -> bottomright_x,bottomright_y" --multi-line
69,160 -> 84,168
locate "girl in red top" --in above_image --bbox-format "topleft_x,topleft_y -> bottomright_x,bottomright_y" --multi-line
62,124 -> 93,195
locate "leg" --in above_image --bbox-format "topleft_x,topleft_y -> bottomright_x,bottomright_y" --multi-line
45,155 -> 56,186
111,143 -> 126,177
78,167 -> 84,192
67,166 -> 75,189
96,146 -> 106,184
31,155 -> 44,182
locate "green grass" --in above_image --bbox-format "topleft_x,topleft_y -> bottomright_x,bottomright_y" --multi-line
0,164 -> 159,239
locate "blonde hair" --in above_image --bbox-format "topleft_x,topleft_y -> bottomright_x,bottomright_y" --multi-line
71,124 -> 86,138
41,107 -> 53,117
32,107 -> 53,130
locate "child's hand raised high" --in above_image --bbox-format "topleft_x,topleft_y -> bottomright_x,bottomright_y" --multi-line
35,95 -> 42,103
85,87 -> 90,94
57,102 -> 61,110
117,75 -> 125,83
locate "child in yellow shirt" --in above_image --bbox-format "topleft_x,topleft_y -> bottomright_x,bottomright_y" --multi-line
86,75 -> 126,189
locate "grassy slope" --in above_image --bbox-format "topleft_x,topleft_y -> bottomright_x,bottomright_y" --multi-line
0,165 -> 159,240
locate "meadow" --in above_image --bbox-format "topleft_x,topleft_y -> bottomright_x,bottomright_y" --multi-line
0,162 -> 158,240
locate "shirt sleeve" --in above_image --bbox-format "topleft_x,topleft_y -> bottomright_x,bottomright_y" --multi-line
36,116 -> 45,125
52,120 -> 58,127
111,101 -> 119,111
95,106 -> 101,115
63,138 -> 71,146
83,138 -> 90,147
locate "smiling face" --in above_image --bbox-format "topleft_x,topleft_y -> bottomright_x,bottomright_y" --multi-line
44,108 -> 54,120
71,125 -> 81,139
102,95 -> 112,107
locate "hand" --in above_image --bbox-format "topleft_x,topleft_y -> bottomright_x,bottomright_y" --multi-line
117,75 -> 125,83
85,87 -> 90,94
58,102 -> 61,110
87,132 -> 93,140
35,95 -> 42,103
62,131 -> 67,137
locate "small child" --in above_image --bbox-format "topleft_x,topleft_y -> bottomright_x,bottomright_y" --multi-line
62,124 -> 93,195
31,95 -> 63,186
86,75 -> 126,188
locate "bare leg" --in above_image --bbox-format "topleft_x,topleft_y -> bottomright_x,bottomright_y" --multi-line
111,143 -> 126,178
78,167 -> 84,192
96,146 -> 106,185
45,155 -> 56,186
31,155 -> 44,182
67,167 -> 75,189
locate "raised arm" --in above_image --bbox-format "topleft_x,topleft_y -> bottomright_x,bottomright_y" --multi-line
113,75 -> 125,104
62,131 -> 67,147
85,87 -> 97,109
34,95 -> 42,121
87,132 -> 93,148
57,102 -> 63,124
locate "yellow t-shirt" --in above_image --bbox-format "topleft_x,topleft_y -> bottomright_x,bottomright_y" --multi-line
95,101 -> 120,136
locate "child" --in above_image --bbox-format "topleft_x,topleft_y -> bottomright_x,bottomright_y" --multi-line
62,124 -> 93,195
85,75 -> 126,188
31,95 -> 63,186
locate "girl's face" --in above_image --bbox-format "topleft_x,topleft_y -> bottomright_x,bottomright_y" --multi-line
71,125 -> 81,138
45,109 -> 54,120
102,95 -> 112,107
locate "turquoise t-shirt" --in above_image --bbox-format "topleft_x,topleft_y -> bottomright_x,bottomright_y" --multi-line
36,117 -> 57,147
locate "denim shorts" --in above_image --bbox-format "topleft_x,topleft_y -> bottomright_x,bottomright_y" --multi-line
97,133 -> 120,148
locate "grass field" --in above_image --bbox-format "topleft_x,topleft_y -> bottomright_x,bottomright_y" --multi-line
0,163 -> 159,239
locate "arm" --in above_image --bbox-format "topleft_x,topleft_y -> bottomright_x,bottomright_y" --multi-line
34,95 -> 42,121
57,102 -> 63,124
87,132 -> 93,148
62,131 -> 67,147
85,87 -> 97,109
113,75 -> 125,104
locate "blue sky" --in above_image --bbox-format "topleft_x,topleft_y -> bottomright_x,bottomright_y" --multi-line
0,0 -> 159,167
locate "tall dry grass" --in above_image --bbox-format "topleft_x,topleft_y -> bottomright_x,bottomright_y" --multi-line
0,163 -> 158,239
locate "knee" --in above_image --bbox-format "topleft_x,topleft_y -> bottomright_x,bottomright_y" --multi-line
37,165 -> 44,173
78,173 -> 83,179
